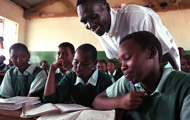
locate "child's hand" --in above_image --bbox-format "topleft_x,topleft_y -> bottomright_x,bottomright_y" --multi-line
51,59 -> 63,71
120,91 -> 146,110
60,60 -> 72,71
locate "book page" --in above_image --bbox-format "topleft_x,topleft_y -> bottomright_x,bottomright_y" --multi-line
0,96 -> 39,105
37,111 -> 81,120
76,109 -> 115,120
21,103 -> 60,118
54,104 -> 90,113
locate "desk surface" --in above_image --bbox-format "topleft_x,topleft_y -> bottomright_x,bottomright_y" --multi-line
0,109 -> 37,120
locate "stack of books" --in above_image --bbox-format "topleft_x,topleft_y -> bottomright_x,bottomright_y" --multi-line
0,96 -> 41,110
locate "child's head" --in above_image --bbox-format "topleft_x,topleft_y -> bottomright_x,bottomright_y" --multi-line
73,43 -> 97,81
107,60 -> 115,74
181,55 -> 190,73
58,42 -> 75,64
9,43 -> 30,72
0,55 -> 5,64
178,47 -> 185,58
118,31 -> 162,83
40,60 -> 48,70
96,59 -> 107,72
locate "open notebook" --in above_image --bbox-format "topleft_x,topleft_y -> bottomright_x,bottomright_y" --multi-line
21,103 -> 115,120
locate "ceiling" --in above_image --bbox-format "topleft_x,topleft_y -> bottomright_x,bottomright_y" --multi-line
10,0 -> 190,19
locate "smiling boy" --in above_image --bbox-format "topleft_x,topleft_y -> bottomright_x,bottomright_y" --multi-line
92,31 -> 190,120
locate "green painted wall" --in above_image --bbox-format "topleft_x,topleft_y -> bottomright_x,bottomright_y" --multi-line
30,50 -> 190,68
185,50 -> 190,55
29,51 -> 119,66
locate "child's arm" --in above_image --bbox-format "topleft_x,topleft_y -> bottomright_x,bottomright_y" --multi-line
44,60 -> 61,96
92,91 -> 145,110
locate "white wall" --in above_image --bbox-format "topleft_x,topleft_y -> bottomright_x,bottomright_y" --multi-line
0,0 -> 26,43
158,9 -> 190,50
25,17 -> 102,51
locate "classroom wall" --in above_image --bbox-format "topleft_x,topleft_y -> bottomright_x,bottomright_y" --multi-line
0,0 -> 26,43
158,9 -> 190,50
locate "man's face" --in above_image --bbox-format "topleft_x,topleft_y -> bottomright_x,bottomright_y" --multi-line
77,2 -> 111,36
118,40 -> 152,84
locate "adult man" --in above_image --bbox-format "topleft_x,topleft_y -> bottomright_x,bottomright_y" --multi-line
77,0 -> 180,70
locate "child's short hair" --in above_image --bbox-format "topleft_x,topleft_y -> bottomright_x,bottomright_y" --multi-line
76,43 -> 97,62
98,59 -> 107,65
77,0 -> 107,7
58,42 -> 75,54
9,43 -> 29,54
107,60 -> 115,65
120,31 -> 163,61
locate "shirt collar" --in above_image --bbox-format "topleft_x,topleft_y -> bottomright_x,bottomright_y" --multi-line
135,62 -> 174,96
74,68 -> 98,86
108,70 -> 116,76
16,63 -> 37,75
105,8 -> 118,36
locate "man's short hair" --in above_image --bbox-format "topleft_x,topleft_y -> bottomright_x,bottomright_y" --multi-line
77,0 -> 107,7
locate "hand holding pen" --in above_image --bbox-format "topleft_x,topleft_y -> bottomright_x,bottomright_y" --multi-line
119,80 -> 145,110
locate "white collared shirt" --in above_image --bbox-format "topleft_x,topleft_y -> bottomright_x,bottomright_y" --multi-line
74,69 -> 98,86
95,4 -> 180,69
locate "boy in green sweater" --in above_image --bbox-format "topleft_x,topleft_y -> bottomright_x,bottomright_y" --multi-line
43,44 -> 112,107
93,31 -> 190,120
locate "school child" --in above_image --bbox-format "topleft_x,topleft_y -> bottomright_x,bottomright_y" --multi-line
39,60 -> 49,75
0,55 -> 6,72
181,55 -> 190,73
54,42 -> 75,84
107,60 -> 123,82
0,43 -> 47,98
92,31 -> 190,120
43,44 -> 112,107
96,59 -> 107,73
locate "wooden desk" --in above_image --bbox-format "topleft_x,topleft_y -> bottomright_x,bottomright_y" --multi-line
0,109 -> 37,120
0,108 -> 123,120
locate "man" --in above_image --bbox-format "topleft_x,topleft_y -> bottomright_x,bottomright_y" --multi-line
77,0 -> 180,70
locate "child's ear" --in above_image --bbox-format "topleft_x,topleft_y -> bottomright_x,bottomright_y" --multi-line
148,46 -> 157,59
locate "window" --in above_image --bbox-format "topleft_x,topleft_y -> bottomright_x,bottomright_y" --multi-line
0,16 -> 18,64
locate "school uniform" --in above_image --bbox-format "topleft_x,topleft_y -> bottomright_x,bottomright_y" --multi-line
106,62 -> 190,120
43,69 -> 112,107
107,69 -> 123,82
0,63 -> 47,98
54,68 -> 71,84
0,63 -> 6,71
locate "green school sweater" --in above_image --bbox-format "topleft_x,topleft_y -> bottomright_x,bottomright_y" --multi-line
132,71 -> 190,120
43,71 -> 112,107
10,67 -> 43,96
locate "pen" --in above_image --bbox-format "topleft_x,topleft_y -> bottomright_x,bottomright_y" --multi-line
129,80 -> 135,92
